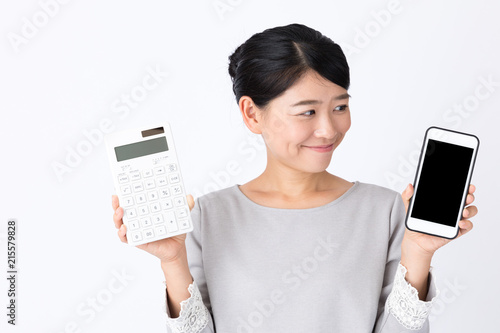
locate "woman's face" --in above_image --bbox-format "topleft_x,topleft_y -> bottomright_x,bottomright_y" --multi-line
257,70 -> 351,173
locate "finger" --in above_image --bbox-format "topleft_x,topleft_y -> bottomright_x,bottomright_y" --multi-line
404,183 -> 414,199
187,194 -> 195,211
466,193 -> 475,205
113,207 -> 123,229
401,184 -> 414,213
463,205 -> 478,219
117,224 -> 128,243
112,195 -> 119,210
458,219 -> 473,236
469,184 -> 476,194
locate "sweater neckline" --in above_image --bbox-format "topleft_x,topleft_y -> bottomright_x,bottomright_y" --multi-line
232,180 -> 360,213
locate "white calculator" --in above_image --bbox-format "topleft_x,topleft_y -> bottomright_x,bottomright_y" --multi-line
105,123 -> 193,246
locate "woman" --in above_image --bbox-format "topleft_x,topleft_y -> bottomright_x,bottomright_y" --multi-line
111,23 -> 477,332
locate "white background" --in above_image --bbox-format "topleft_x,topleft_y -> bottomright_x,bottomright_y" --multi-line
1,0 -> 499,332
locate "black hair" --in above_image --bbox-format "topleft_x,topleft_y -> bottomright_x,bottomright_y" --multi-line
228,23 -> 350,109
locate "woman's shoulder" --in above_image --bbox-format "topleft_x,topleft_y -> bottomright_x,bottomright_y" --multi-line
192,185 -> 240,209
356,180 -> 400,196
354,180 -> 402,206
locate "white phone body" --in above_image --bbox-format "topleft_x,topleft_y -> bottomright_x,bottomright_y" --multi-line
405,126 -> 479,239
105,123 -> 193,246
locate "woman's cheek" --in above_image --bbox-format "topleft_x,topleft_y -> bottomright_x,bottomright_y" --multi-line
341,111 -> 351,131
288,123 -> 312,143
261,115 -> 287,144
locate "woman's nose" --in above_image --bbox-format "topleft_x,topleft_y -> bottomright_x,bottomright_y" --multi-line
313,119 -> 336,139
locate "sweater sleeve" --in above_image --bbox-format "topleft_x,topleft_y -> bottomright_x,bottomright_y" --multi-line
373,193 -> 440,333
163,196 -> 215,333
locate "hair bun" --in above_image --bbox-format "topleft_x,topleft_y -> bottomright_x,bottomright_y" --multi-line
228,46 -> 242,80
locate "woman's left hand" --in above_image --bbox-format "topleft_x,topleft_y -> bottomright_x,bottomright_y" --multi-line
401,183 -> 478,256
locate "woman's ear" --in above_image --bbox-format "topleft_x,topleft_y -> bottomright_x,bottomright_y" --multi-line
239,96 -> 264,134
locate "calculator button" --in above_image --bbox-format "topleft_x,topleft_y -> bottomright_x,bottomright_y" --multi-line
144,179 -> 156,189
121,185 -> 131,195
150,202 -> 161,213
130,231 -> 143,242
164,212 -> 178,232
179,219 -> 190,230
161,199 -> 173,210
167,164 -> 177,172
122,196 -> 134,207
166,222 -> 178,233
129,170 -> 141,181
159,188 -> 171,198
118,174 -> 129,184
152,214 -> 164,224
169,173 -> 180,184
154,166 -> 165,175
142,169 -> 153,178
155,225 -> 167,236
140,217 -> 152,228
138,205 -> 149,216
171,185 -> 183,196
126,208 -> 137,219
144,228 -> 155,239
147,190 -> 158,201
128,220 -> 139,230
132,182 -> 144,193
174,196 -> 185,207
156,176 -> 168,187
135,194 -> 146,204
176,208 -> 188,219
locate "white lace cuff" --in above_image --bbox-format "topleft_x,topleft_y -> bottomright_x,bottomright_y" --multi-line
387,262 -> 440,330
163,279 -> 210,333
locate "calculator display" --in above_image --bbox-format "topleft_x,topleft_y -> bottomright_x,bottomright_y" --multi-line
114,137 -> 169,162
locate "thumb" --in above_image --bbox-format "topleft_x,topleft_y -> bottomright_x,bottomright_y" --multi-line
186,194 -> 195,211
402,183 -> 414,214
404,183 -> 414,200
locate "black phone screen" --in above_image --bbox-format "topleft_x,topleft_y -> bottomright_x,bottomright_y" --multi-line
410,139 -> 474,227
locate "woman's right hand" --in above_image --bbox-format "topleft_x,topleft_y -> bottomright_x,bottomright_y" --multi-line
111,194 -> 195,264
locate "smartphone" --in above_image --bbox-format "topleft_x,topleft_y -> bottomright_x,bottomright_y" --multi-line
405,126 -> 479,239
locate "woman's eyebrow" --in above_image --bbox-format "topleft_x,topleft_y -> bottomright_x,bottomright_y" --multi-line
290,93 -> 351,107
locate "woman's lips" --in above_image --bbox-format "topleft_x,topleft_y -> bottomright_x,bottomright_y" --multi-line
304,143 -> 334,152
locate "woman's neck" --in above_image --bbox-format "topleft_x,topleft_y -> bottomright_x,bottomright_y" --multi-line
252,168 -> 338,197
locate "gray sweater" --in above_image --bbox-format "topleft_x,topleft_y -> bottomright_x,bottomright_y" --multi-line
163,180 -> 439,332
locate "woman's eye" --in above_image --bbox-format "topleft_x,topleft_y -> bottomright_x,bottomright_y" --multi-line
300,106 -> 348,116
